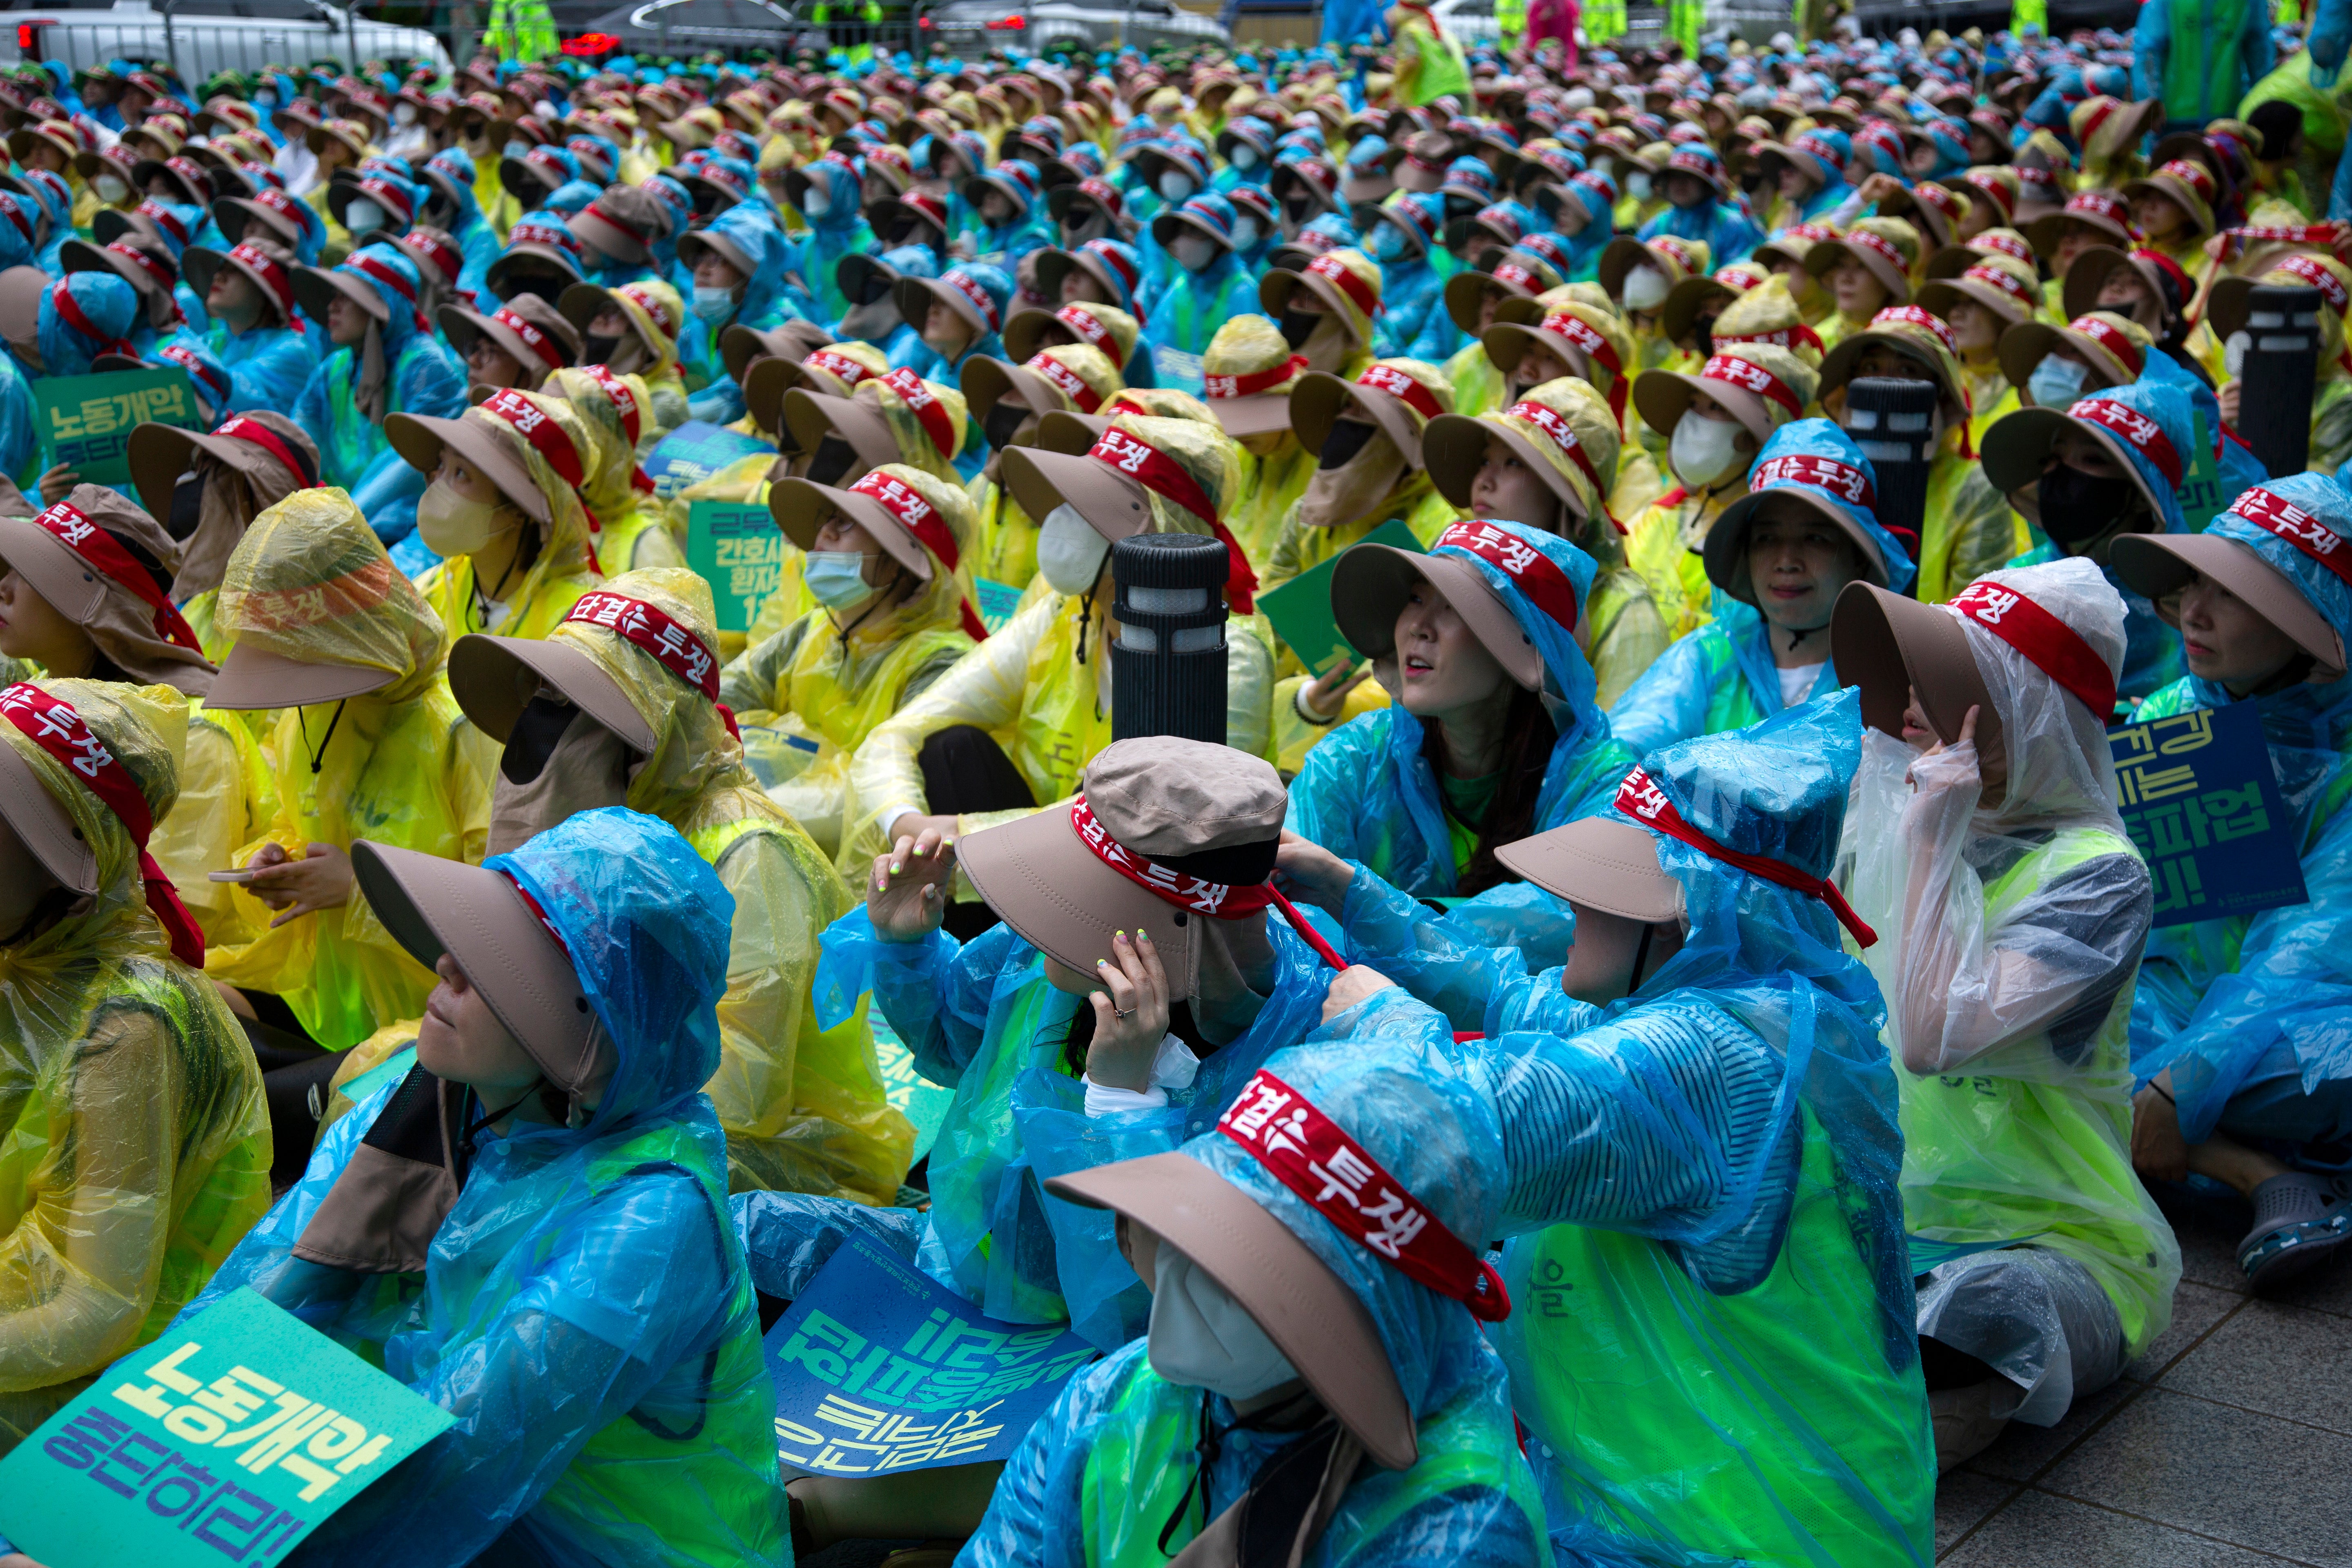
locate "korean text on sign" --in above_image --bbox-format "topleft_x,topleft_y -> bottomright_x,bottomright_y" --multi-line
2107,703 -> 2308,927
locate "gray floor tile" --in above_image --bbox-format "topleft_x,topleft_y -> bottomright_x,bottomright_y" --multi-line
1962,1377 -> 2142,1483
1940,1490 -> 2301,1567
1933,1469 -> 2018,1555
2161,1302 -> 2352,1436
2040,1388 -> 2352,1564
2154,1183 -> 2257,1296
2262,1250 -> 2352,1319
2127,1281 -> 2247,1382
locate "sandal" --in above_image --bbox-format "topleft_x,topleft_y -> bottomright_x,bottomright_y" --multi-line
2238,1172 -> 2352,1292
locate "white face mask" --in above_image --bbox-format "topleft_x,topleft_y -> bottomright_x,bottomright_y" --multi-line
1170,232 -> 1218,273
395,102 -> 419,126
1157,169 -> 1195,203
416,478 -> 518,557
1670,411 -> 1744,487
345,196 -> 386,234
95,174 -> 129,204
1622,263 -> 1669,311
1147,1248 -> 1301,1400
1625,170 -> 1653,202
2028,354 -> 2089,408
1037,502 -> 1110,595
1230,143 -> 1260,171
803,185 -> 831,218
1229,216 -> 1259,252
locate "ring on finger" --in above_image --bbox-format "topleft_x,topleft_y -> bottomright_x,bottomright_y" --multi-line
1113,1005 -> 1136,1020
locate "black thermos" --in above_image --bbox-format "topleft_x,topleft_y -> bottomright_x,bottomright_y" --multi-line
1110,533 -> 1228,744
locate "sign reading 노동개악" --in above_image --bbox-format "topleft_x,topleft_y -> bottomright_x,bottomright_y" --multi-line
2107,701 -> 2308,927
686,499 -> 791,634
765,1236 -> 1096,1477
0,1287 -> 455,1568
34,368 -> 204,490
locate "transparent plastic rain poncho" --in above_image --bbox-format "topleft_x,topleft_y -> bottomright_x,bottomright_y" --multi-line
412,389 -> 606,649
545,568 -> 913,1204
180,809 -> 786,1568
2131,472 -> 2352,1147
962,1015 -> 1549,1568
544,363 -> 684,575
290,244 -> 469,549
841,413 -> 1276,879
718,464 -> 977,858
1323,690 -> 1934,1567
1836,557 -> 2179,1375
0,680 -> 270,1448
202,490 -> 499,1049
1285,519 -> 1639,969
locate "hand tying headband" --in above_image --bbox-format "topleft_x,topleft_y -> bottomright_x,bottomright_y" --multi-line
1068,794 -> 1343,969
1615,767 -> 1877,947
0,682 -> 205,966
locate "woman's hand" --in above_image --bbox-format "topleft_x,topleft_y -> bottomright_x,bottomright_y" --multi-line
1907,704 -> 1981,795
1085,930 -> 1169,1092
868,829 -> 956,942
34,463 -> 77,506
1320,964 -> 1396,1024
1297,661 -> 1370,722
246,842 -> 354,926
1274,830 -> 1356,913
1852,172 -> 1906,207
2131,1072 -> 2190,1184
2217,379 -> 2242,428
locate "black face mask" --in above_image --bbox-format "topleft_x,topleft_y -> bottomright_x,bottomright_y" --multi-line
807,434 -> 860,487
501,695 -> 580,785
983,401 -> 1030,451
1282,193 -> 1313,221
1318,417 -> 1378,469
860,270 -> 898,306
503,272 -> 566,305
1691,315 -> 1716,359
1280,307 -> 1322,349
168,470 -> 203,541
2037,462 -> 2141,548
583,332 -> 620,362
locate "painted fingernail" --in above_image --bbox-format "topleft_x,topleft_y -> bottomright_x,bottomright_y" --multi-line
1137,930 -> 1153,944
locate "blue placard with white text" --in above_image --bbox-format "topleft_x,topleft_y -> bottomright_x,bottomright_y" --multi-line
644,419 -> 776,499
2108,701 -> 2307,927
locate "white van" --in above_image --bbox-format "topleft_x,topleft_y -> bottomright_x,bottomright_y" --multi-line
0,0 -> 452,83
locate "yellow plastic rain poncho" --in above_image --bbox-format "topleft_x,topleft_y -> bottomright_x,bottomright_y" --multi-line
604,278 -> 693,441
0,679 -> 269,1448
526,568 -> 915,1204
410,390 -> 606,651
203,492 -> 498,1049
964,341 -> 1127,593
721,463 -> 977,858
844,414 -> 1277,874
546,363 -> 687,575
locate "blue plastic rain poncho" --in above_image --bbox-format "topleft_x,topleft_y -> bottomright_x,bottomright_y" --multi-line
1142,195 -> 1259,396
182,245 -> 321,416
1613,419 -> 1918,755
2139,350 -> 2272,527
1323,690 -> 1935,1566
1367,192 -> 1458,363
1286,521 -> 1640,965
2002,381 -> 2194,702
792,151 -> 875,328
179,809 -> 784,1567
964,158 -> 1052,275
838,245 -> 943,377
421,147 -> 501,304
682,203 -> 802,425
290,244 -> 468,548
21,169 -> 72,276
37,269 -> 140,381
1551,172 -> 1618,282
1637,148 -> 1765,264
1773,129 -> 1856,227
2129,473 -> 2352,1151
961,1019 -> 1549,1567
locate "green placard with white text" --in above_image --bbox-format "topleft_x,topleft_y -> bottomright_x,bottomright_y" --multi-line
688,499 -> 790,633
1255,518 -> 1424,677
0,1287 -> 455,1568
35,367 -> 204,490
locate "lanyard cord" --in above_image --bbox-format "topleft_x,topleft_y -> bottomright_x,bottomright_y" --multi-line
301,698 -> 349,775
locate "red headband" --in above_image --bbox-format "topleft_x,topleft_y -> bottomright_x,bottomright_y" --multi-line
1305,251 -> 1380,318
1713,321 -> 1826,356
1054,303 -> 1115,354
803,347 -> 873,389
33,500 -> 202,654
940,269 -> 1000,332
104,241 -> 178,304
488,306 -> 567,372
1025,351 -> 1103,414
210,416 -> 315,488
134,198 -> 190,247
1086,425 -> 1256,614
578,365 -> 655,494
1502,401 -> 1617,531
2069,396 -> 2181,489
1219,1069 -> 1508,1320
49,282 -> 131,356
1844,226 -> 1908,275
1751,450 -> 1877,509
1204,354 -> 1305,399
1068,794 -> 1341,967
226,241 -> 295,316
477,389 -> 584,488
1700,352 -> 1801,419
1438,520 -> 1581,633
1872,303 -> 1958,356
582,200 -> 647,246
849,470 -> 987,641
401,229 -> 461,285
2227,486 -> 2352,590
1490,261 -> 1543,293
617,282 -> 677,339
1616,767 -> 1876,947
2277,253 -> 2350,315
1975,230 -> 2032,262
566,591 -> 717,699
1960,262 -> 2036,307
1950,579 -> 2118,721
1354,362 -> 1441,422
2067,314 -> 2143,376
1537,308 -> 1626,422
0,682 -> 203,966
879,367 -> 956,459
345,253 -> 427,331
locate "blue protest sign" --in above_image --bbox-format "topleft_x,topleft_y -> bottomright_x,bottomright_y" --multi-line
0,1287 -> 454,1568
2108,701 -> 2308,927
644,419 -> 777,499
765,1236 -> 1096,1477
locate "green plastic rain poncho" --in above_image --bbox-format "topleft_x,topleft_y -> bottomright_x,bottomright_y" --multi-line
178,808 -> 784,1566
203,491 -> 499,1050
479,567 -> 913,1205
547,363 -> 687,575
0,679 -> 269,1447
719,463 -> 976,859
1839,559 -> 2178,1424
1320,690 -> 1935,1566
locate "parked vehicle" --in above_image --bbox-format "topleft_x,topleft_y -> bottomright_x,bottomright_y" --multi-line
920,0 -> 1229,58
1430,0 -> 1497,45
582,0 -> 829,57
0,0 -> 451,82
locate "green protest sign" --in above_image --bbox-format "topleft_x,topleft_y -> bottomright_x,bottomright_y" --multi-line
975,576 -> 1025,632
2178,407 -> 2227,531
1255,517 -> 1424,677
34,367 -> 204,490
869,1011 -> 954,1165
0,1287 -> 455,1568
688,499 -> 791,634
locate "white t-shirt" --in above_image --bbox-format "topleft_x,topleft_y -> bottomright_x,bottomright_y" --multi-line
1778,662 -> 1824,709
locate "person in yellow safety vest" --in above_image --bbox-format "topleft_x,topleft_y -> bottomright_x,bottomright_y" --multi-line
1200,314 -> 1321,571
1919,250 -> 2041,451
0,677 -> 270,1449
1497,0 -> 1527,48
1803,216 -> 1923,356
126,410 -> 321,668
559,277 -> 694,443
544,363 -> 687,575
201,490 -> 497,1054
959,341 -> 1128,601
1623,341 -> 1820,643
485,0 -> 560,62
1423,374 -> 1667,706
441,568 -> 916,1205
1818,304 -> 2023,604
1388,0 -> 1471,107
845,412 -> 1276,883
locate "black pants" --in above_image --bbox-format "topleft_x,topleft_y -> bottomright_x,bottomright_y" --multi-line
918,726 -> 1033,944
243,1011 -> 351,1192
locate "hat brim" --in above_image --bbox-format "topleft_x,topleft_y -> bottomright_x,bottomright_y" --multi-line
1421,412 -> 1590,525
1979,404 -> 2165,523
1205,391 -> 1296,439
1915,274 -> 2035,330
998,442 -> 1152,543
1330,542 -> 1544,691
1478,319 -> 1588,383
768,475 -> 936,582
126,419 -> 303,523
2110,532 -> 2348,681
1631,367 -> 1775,451
0,723 -> 96,896
953,802 -> 1200,996
1290,370 -> 1427,470
1042,1151 -> 1416,1473
568,205 -> 650,267
294,261 -> 390,327
383,410 -> 549,528
1705,485 -> 1895,604
2023,207 -> 2131,258
206,640 -> 396,710
959,354 -> 1060,424
1802,236 -> 1911,303
348,840 -> 603,1095
1493,815 -> 1682,923
445,632 -> 657,754
60,236 -> 167,302
780,387 -> 903,475
1258,267 -> 1368,348
1829,580 -> 2004,775
1996,320 -> 2129,397
0,513 -> 109,626
895,273 -> 989,341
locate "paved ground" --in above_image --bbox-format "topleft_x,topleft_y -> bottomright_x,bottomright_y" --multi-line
1935,1181 -> 2352,1566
